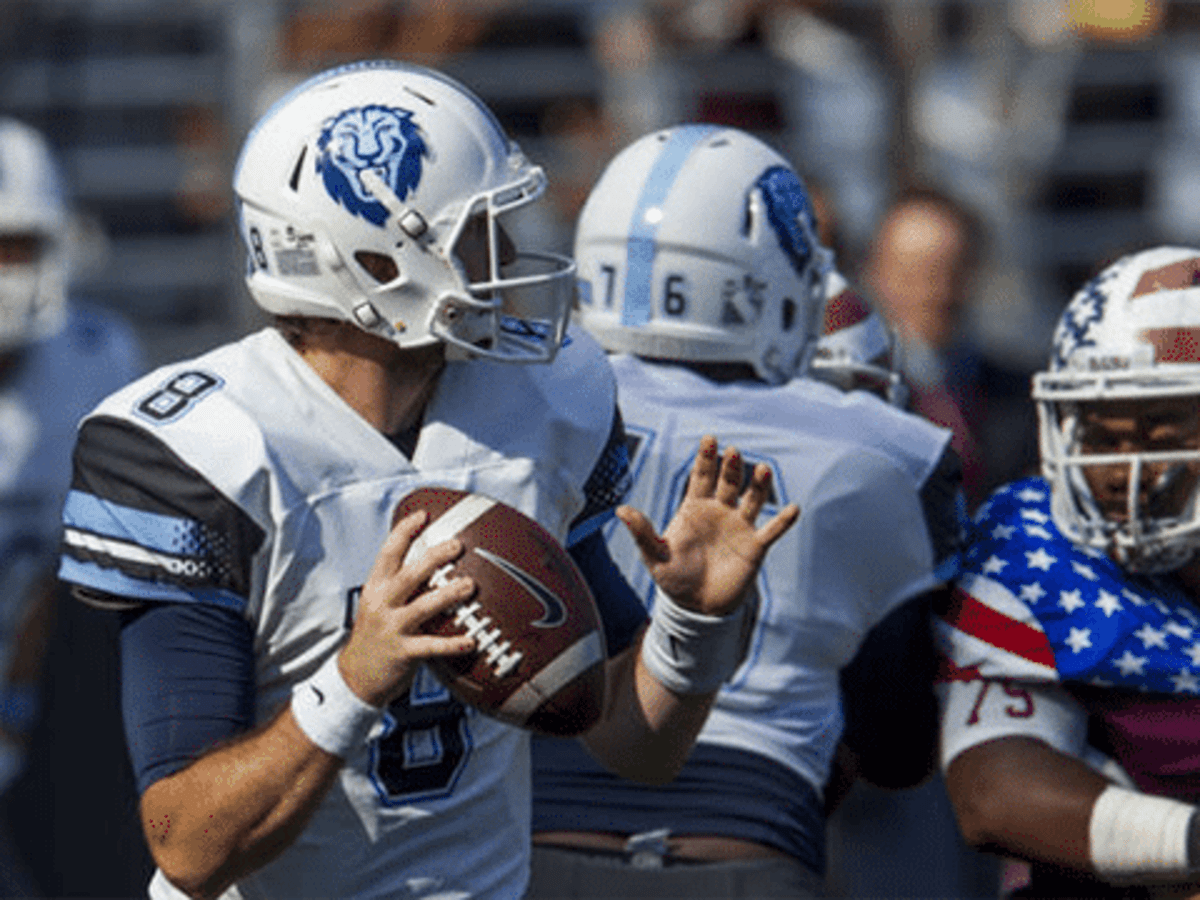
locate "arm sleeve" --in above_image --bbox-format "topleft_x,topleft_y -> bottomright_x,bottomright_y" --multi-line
839,589 -> 940,789
120,600 -> 256,794
568,530 -> 646,657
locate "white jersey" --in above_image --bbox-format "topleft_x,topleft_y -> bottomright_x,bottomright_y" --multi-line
58,326 -> 619,900
604,354 -> 958,793
0,303 -> 140,672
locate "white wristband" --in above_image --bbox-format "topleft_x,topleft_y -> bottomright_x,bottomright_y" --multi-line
1089,784 -> 1197,881
291,654 -> 382,758
640,587 -> 749,694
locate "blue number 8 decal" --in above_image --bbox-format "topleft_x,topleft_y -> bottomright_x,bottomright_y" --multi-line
367,665 -> 473,804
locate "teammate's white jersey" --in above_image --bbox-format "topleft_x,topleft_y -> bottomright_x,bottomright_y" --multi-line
0,303 -> 140,674
59,326 -> 620,900
603,354 -> 959,793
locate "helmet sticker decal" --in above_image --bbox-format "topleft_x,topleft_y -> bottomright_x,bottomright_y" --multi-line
316,105 -> 428,227
756,166 -> 815,277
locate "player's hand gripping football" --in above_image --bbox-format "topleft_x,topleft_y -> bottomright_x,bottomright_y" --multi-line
338,510 -> 477,708
616,435 -> 800,617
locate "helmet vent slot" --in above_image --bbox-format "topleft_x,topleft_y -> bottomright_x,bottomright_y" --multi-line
782,298 -> 796,331
404,87 -> 436,106
289,146 -> 307,192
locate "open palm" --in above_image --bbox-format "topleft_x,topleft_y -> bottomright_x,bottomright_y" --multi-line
616,435 -> 800,617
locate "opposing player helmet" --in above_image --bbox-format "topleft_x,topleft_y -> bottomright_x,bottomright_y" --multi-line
810,269 -> 908,406
1034,246 -> 1200,572
0,119 -> 68,352
234,60 -> 575,363
573,125 -> 832,384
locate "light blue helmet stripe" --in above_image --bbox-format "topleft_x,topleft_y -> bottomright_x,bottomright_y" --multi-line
622,125 -> 720,327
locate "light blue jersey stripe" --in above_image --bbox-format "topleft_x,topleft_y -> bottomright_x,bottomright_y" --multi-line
63,489 -> 194,554
622,126 -> 720,327
58,556 -> 246,612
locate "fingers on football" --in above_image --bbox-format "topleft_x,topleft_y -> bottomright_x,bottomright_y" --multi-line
393,537 -> 464,606
374,509 -> 428,578
402,577 -> 477,654
616,504 -> 670,565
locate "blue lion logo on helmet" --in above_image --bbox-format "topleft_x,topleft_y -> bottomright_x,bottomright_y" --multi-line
756,166 -> 818,276
316,105 -> 429,227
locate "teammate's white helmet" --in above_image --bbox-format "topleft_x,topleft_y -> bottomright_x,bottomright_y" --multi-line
811,269 -> 908,406
234,60 -> 575,363
1033,246 -> 1200,572
574,125 -> 832,384
0,119 -> 68,352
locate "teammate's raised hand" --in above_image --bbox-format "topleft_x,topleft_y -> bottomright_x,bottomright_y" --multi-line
616,435 -> 800,617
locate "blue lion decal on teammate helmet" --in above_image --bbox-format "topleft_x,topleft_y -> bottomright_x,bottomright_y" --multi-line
756,166 -> 818,277
316,104 -> 428,227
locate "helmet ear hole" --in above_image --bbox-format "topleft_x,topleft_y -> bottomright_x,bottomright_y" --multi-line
354,251 -> 398,284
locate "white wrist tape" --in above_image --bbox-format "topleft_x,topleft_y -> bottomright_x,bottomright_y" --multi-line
291,654 -> 382,758
1089,784 -> 1197,881
640,587 -> 748,694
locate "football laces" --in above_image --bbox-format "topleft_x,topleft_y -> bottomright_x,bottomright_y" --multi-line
450,601 -> 523,678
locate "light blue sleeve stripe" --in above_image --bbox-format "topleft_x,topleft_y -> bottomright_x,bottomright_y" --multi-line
58,556 -> 247,612
63,489 -> 193,555
621,125 -> 720,327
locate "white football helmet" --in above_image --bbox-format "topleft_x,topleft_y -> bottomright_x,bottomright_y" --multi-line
810,269 -> 908,406
573,125 -> 832,384
234,60 -> 575,363
1033,245 -> 1200,572
0,118 -> 68,352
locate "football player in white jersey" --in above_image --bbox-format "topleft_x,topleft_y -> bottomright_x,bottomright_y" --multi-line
55,62 -> 797,900
0,117 -> 144,893
936,246 -> 1200,897
527,125 -> 965,898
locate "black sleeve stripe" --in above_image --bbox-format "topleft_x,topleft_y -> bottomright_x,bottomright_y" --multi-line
921,445 -> 966,569
66,416 -> 265,601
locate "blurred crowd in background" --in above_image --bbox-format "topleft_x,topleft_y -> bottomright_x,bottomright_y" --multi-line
0,0 -> 1194,896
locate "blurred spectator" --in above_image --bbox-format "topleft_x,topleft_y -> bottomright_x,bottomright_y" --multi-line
0,118 -> 148,897
863,185 -> 1036,507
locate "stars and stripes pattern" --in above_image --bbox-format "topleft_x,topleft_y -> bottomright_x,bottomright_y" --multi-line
936,476 -> 1200,696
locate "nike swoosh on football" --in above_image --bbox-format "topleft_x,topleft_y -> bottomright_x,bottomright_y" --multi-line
473,547 -> 567,628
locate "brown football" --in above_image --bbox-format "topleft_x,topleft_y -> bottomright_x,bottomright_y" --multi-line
392,487 -> 607,736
